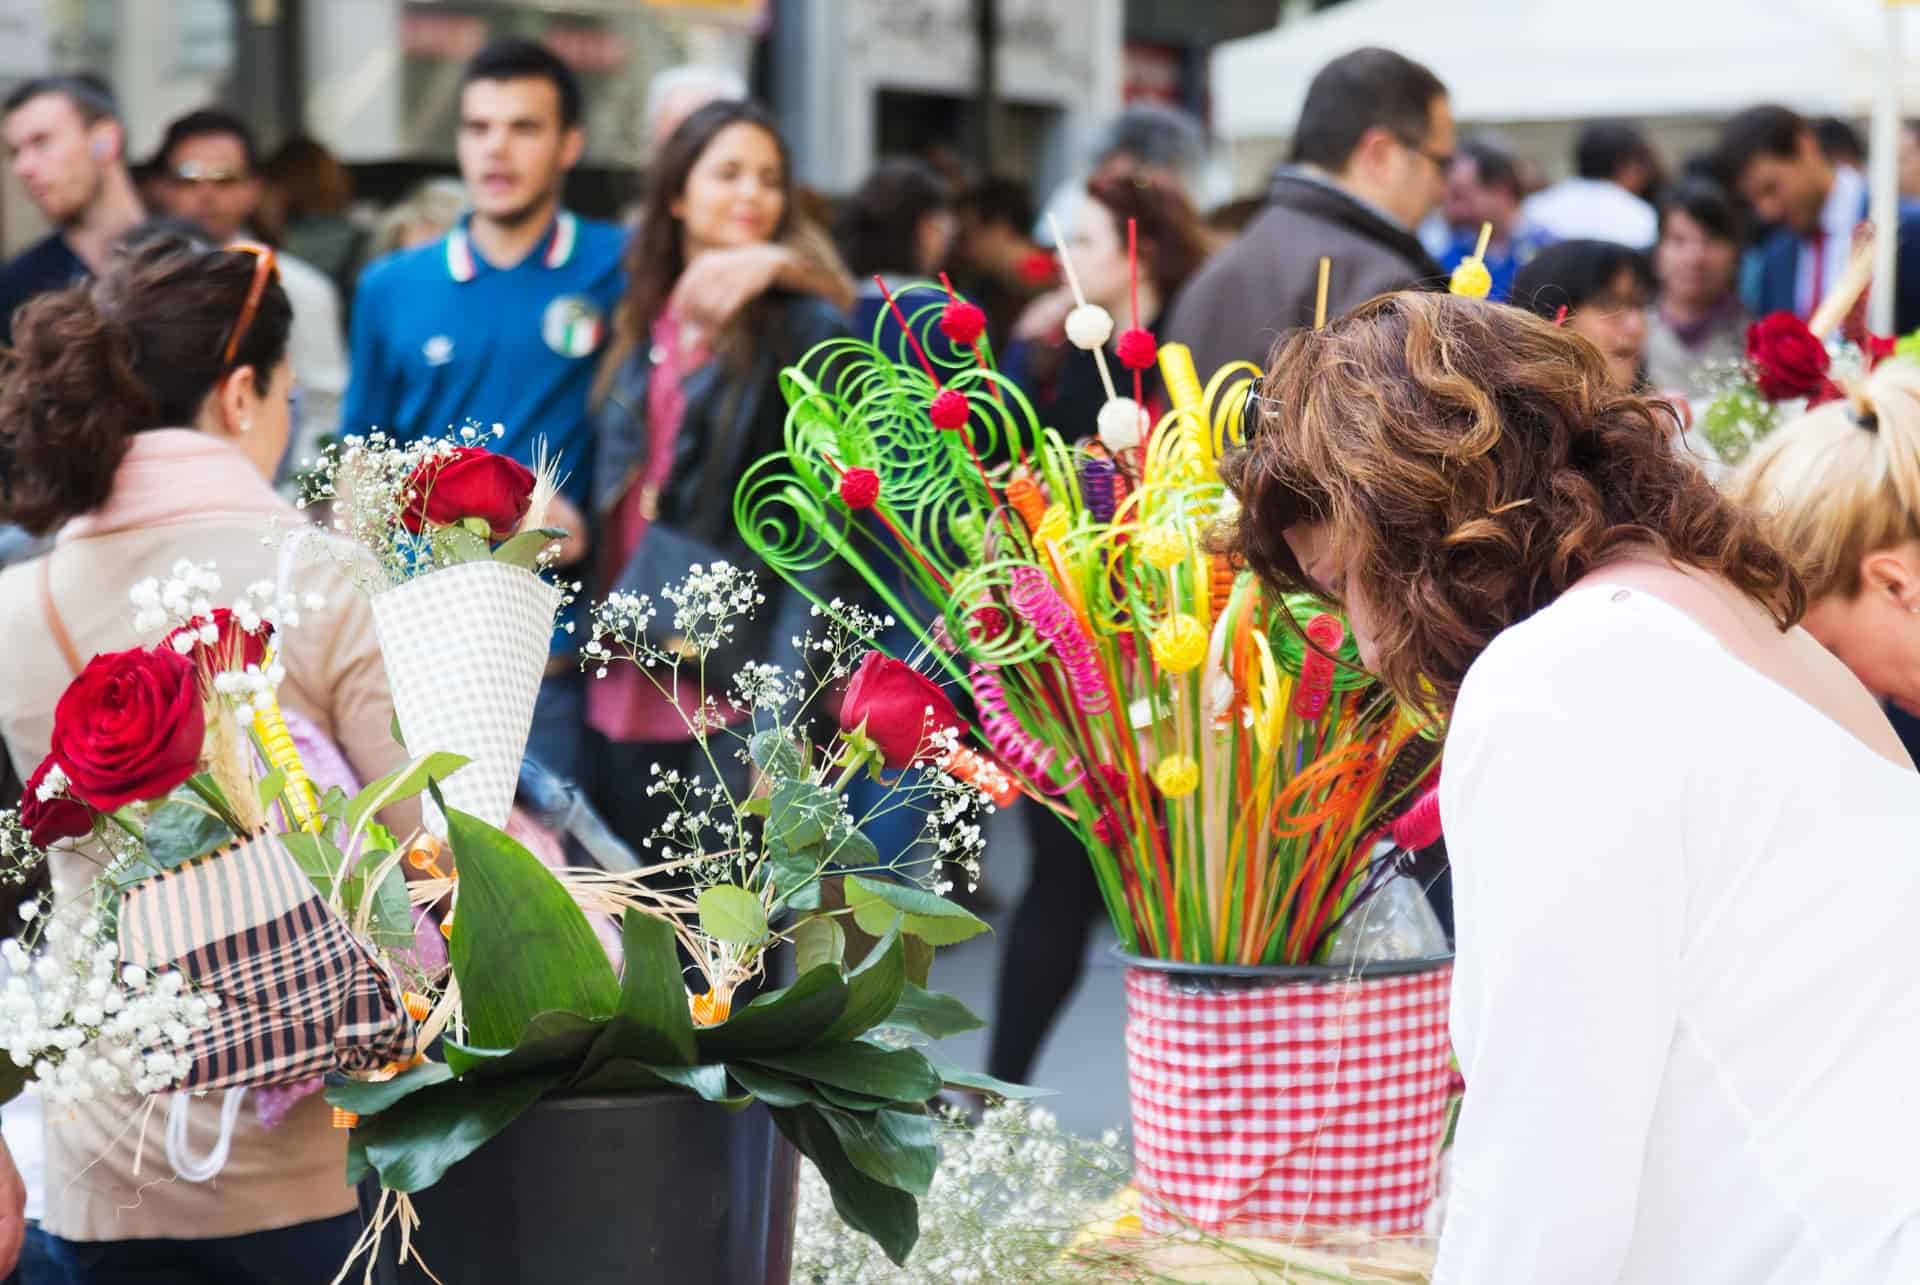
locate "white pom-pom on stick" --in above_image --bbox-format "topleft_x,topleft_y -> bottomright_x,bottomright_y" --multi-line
1097,397 -> 1145,452
1047,212 -> 1121,406
1065,304 -> 1114,351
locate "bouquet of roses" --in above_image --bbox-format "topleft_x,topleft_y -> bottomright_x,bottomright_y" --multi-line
299,423 -> 573,826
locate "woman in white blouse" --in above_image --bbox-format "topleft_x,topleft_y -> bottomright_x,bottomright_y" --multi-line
1220,291 -> 1920,1283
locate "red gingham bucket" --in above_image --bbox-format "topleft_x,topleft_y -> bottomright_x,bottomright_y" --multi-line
1123,956 -> 1453,1236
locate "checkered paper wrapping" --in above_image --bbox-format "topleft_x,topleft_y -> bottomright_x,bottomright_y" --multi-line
118,832 -> 416,1090
1124,962 -> 1453,1236
371,560 -> 560,830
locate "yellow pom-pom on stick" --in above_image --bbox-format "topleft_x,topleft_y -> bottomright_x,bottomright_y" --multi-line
1152,754 -> 1200,798
1450,221 -> 1494,299
1138,525 -> 1190,570
1151,613 -> 1208,674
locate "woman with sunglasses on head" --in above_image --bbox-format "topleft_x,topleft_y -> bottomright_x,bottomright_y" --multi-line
0,232 -> 412,1283
1220,291 -> 1920,1283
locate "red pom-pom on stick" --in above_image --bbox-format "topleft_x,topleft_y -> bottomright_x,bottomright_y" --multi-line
939,300 -> 988,347
838,467 -> 881,510
930,388 -> 971,430
969,605 -> 1009,641
1115,327 -> 1158,371
1390,784 -> 1443,851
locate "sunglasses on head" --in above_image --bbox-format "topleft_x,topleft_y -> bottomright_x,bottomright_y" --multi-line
222,241 -> 278,367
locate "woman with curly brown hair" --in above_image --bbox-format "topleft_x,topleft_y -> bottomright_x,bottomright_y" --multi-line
1221,291 -> 1920,1282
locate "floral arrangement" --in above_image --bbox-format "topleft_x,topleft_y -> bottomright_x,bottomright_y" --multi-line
1697,312 -> 1895,464
334,567 -> 1027,1273
0,562 -> 418,1110
735,272 -> 1439,967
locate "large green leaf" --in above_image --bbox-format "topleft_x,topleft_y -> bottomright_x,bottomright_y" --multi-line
284,831 -> 418,951
749,1041 -> 941,1103
725,1064 -> 816,1109
693,964 -> 848,1060
355,1069 -> 566,1193
326,1060 -> 455,1115
824,826 -> 879,870
792,915 -> 845,974
347,752 -> 470,837
881,983 -> 985,1040
569,1058 -> 670,1095
771,1106 -> 920,1266
142,799 -> 234,871
598,910 -> 697,1067
443,799 -> 619,1049
648,1062 -> 745,1106
697,884 -> 768,944
844,875 -> 988,947
748,729 -> 804,779
767,842 -> 824,912
442,1010 -> 603,1078
768,779 -> 836,848
819,931 -> 904,1046
820,1106 -> 939,1197
491,527 -> 567,571
926,1055 -> 1052,1100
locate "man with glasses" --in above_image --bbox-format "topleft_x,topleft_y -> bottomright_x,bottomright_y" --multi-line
151,107 -> 348,478
1165,46 -> 1452,373
0,75 -> 144,346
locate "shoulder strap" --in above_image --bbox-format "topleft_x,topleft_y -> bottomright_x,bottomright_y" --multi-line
39,553 -> 83,678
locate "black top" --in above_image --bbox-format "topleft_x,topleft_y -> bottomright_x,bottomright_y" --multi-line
0,233 -> 86,344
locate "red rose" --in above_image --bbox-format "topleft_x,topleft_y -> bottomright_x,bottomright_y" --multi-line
50,648 -> 206,812
1746,313 -> 1840,404
164,608 -> 273,673
401,447 -> 536,539
840,652 -> 965,771
20,756 -> 93,846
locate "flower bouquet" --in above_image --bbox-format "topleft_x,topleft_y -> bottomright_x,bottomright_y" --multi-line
1,563 -> 419,1146
736,265 -> 1454,1238
297,424 -> 573,826
327,569 -> 1030,1280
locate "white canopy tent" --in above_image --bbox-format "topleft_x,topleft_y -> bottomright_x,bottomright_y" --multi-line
1213,0 -> 1920,328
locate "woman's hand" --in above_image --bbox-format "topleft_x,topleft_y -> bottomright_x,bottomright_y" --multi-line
669,244 -> 797,341
0,1134 -> 25,1276
544,492 -> 590,569
1012,286 -> 1075,343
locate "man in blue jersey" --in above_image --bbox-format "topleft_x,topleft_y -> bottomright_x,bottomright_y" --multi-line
344,38 -> 623,781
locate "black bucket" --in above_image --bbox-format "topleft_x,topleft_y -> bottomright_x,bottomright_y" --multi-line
357,1092 -> 798,1284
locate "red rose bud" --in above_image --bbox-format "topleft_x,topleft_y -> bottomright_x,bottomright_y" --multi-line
50,647 -> 206,812
929,388 -> 971,431
839,651 -> 965,771
1017,249 -> 1058,288
21,756 -> 94,846
401,446 -> 536,539
1092,807 -> 1121,846
1745,313 -> 1840,404
838,467 -> 881,510
165,607 -> 272,672
938,300 -> 988,347
968,605 -> 1009,642
1115,327 -> 1158,371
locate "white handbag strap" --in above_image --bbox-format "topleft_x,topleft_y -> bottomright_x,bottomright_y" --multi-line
165,1087 -> 246,1183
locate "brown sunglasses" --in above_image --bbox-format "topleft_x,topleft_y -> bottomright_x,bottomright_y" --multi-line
222,241 -> 278,367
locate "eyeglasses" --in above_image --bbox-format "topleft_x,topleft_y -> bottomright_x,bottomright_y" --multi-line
1396,135 -> 1454,174
171,161 -> 246,186
222,241 -> 278,367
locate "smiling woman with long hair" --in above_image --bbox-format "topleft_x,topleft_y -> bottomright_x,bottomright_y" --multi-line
1220,291 -> 1920,1282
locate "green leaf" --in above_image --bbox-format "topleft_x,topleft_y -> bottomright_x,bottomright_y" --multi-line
326,1060 -> 455,1115
647,1062 -> 741,1105
925,1055 -> 1051,1100
749,1041 -> 941,1103
444,799 -> 619,1049
360,860 -> 416,951
820,1106 -> 939,1196
725,1064 -> 816,1108
491,527 -> 568,571
844,875 -> 988,947
770,1106 -> 920,1265
825,826 -> 879,870
0,1057 -> 29,1108
902,936 -> 934,988
434,524 -> 491,565
694,964 -> 849,1060
697,884 -> 768,944
768,843 -> 823,912
255,767 -> 287,813
748,729 -> 805,779
142,799 -> 234,871
389,712 -> 406,747
569,1058 -> 670,1095
354,1069 -> 566,1193
792,915 -> 845,975
768,779 -> 836,848
882,983 -> 985,1040
442,1010 -> 602,1078
281,832 -> 415,950
348,752 -> 469,837
815,1084 -> 894,1112
819,931 -> 905,1045
578,911 -> 697,1074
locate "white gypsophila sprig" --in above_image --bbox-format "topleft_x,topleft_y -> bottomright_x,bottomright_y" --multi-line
583,591 -> 661,674
728,661 -> 800,716
799,599 -> 897,682
0,813 -> 44,890
915,763 -> 988,894
662,561 -> 764,656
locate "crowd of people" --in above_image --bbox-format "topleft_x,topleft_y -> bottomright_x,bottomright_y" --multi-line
0,27 -> 1915,1285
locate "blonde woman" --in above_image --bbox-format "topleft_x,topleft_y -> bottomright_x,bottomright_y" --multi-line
1731,359 -> 1920,756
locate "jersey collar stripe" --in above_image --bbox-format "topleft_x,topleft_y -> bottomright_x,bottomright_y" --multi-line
544,211 -> 578,269
446,225 -> 477,283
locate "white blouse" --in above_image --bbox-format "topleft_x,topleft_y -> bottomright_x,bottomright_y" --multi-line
1434,586 -> 1920,1283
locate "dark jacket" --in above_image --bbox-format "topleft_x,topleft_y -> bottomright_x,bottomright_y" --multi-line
1746,193 -> 1920,334
592,290 -> 850,663
1163,170 -> 1444,375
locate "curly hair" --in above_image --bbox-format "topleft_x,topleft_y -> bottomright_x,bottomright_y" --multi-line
1217,291 -> 1803,712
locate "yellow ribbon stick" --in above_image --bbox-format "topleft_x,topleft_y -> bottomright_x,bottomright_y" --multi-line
251,655 -> 321,833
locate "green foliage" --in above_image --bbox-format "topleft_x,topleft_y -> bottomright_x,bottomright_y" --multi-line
141,798 -> 235,871
697,884 -> 768,944
490,527 -> 568,571
844,875 -> 989,947
281,832 -> 415,950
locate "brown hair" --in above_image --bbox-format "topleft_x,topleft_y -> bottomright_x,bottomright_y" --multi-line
1218,291 -> 1803,712
0,232 -> 293,535
1084,174 -> 1212,308
595,100 -> 794,401
263,135 -> 355,220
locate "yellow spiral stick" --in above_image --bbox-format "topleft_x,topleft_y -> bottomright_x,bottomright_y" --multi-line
252,663 -> 322,833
